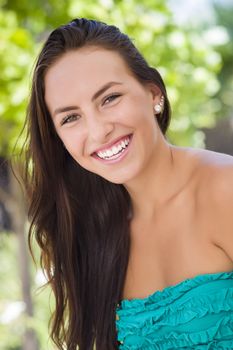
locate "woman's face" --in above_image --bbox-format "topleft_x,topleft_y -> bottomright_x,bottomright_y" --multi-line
45,47 -> 162,184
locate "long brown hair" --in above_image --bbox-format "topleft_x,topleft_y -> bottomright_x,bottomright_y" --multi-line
22,18 -> 171,349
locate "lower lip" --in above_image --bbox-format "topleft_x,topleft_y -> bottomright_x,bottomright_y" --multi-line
92,134 -> 133,164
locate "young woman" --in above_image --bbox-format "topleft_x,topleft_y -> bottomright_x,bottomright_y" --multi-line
23,18 -> 233,349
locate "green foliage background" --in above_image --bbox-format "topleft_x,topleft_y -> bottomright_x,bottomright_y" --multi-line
0,0 -> 232,349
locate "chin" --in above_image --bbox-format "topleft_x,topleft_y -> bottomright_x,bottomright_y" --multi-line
99,167 -> 141,185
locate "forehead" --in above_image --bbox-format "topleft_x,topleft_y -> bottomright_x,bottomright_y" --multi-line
45,47 -> 132,95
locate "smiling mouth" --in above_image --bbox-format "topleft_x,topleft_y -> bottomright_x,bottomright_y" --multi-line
93,134 -> 132,160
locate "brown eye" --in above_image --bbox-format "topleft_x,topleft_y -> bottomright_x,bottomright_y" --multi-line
103,94 -> 121,105
61,114 -> 80,126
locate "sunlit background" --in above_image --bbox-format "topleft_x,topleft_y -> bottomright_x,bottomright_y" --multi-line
0,0 -> 233,349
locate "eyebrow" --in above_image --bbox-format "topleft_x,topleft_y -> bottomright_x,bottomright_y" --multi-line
53,81 -> 123,117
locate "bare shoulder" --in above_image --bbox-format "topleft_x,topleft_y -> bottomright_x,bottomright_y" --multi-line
175,145 -> 233,195
194,148 -> 233,197
193,148 -> 233,262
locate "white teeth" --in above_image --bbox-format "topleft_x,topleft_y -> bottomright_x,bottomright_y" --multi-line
121,141 -> 126,148
118,144 -> 123,152
96,136 -> 130,159
106,150 -> 113,157
112,146 -> 119,155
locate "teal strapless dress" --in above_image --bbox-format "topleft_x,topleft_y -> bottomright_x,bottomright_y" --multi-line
115,271 -> 233,349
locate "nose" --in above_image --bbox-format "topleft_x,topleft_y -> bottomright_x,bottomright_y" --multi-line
87,114 -> 114,143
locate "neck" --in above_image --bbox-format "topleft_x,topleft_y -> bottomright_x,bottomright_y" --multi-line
123,136 -> 188,220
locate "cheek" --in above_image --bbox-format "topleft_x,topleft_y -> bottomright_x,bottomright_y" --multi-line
126,93 -> 153,121
131,107 -> 155,132
58,130 -> 84,159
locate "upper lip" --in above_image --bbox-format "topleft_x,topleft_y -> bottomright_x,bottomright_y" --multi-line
92,134 -> 131,154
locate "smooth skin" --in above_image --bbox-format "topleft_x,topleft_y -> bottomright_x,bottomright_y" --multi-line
45,47 -> 233,300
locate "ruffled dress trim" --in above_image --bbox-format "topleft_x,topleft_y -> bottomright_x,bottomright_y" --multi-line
116,271 -> 233,349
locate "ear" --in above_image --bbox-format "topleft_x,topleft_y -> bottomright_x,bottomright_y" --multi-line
145,83 -> 162,105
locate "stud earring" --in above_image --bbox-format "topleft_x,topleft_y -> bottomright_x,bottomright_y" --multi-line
154,95 -> 165,115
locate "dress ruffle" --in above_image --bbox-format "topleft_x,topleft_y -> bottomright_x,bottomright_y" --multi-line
116,271 -> 233,349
